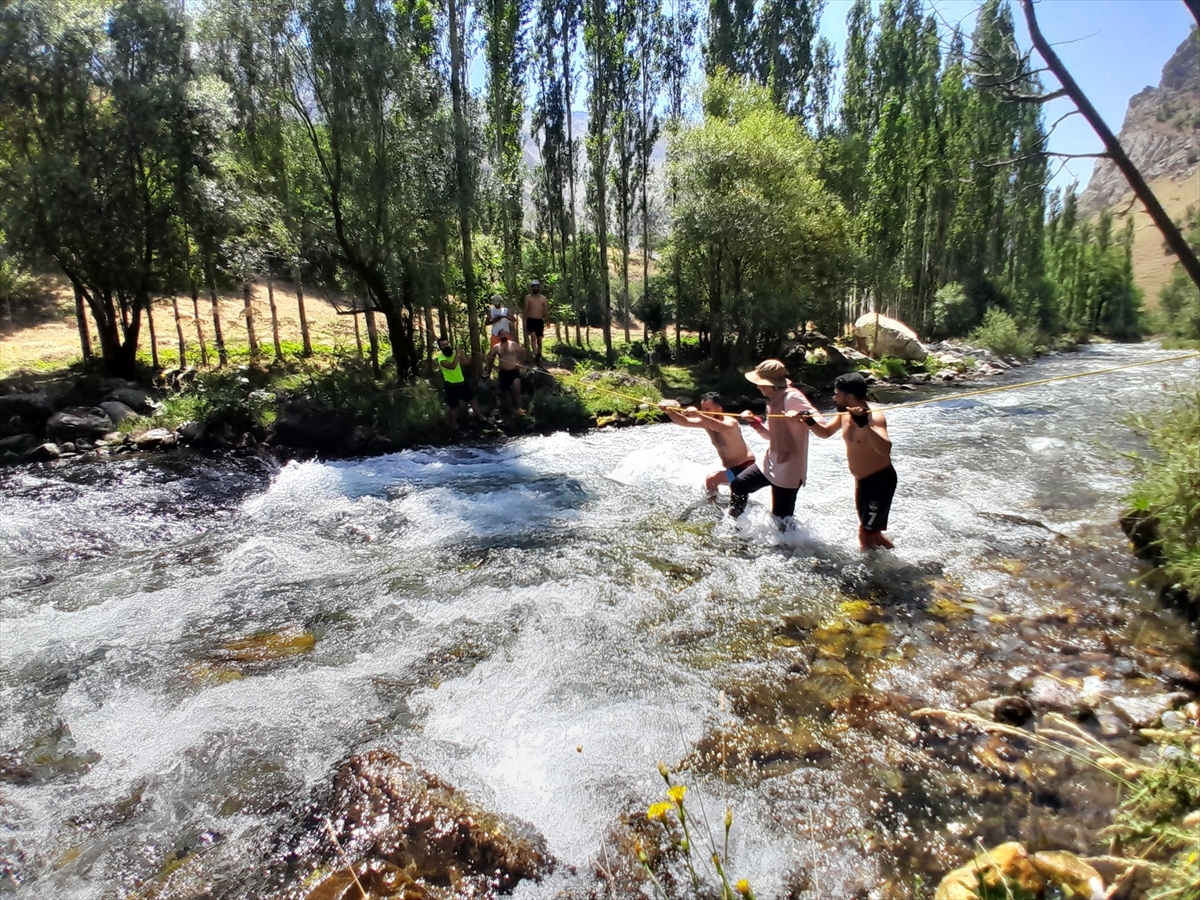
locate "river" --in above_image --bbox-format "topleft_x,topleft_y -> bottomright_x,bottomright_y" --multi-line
1,343 -> 1197,899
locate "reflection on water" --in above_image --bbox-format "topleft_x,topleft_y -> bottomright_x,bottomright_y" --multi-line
0,344 -> 1196,898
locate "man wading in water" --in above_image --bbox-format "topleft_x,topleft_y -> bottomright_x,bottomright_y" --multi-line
485,329 -> 526,415
522,279 -> 548,364
802,371 -> 897,550
733,359 -> 825,525
659,393 -> 755,497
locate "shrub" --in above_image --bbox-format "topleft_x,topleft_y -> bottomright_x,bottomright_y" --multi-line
529,389 -> 593,432
931,282 -> 978,338
969,309 -> 1035,359
1128,389 -> 1200,597
871,356 -> 907,380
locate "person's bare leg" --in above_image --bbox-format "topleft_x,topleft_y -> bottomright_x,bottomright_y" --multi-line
514,378 -> 524,414
859,527 -> 893,550
704,469 -> 725,494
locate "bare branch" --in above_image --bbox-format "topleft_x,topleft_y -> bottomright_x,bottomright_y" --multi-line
977,151 -> 1108,169
1020,0 -> 1200,293
1001,87 -> 1068,104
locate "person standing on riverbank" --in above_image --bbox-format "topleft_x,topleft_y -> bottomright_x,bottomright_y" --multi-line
436,338 -> 484,431
732,359 -> 824,524
485,329 -> 526,415
486,297 -> 513,347
802,371 -> 896,550
659,393 -> 755,496
522,279 -> 548,364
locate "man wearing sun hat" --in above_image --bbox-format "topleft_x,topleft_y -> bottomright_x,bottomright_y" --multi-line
732,359 -> 826,523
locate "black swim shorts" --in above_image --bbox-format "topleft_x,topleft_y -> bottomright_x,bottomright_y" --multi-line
855,464 -> 897,532
445,380 -> 473,408
526,317 -> 544,337
499,368 -> 520,392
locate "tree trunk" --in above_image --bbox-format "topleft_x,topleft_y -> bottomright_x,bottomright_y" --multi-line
242,280 -> 259,357
449,0 -> 483,372
353,312 -> 364,359
205,256 -> 228,367
267,274 -> 283,360
293,267 -> 312,357
146,299 -> 160,370
172,294 -> 187,368
190,283 -> 208,367
74,282 -> 92,360
365,305 -> 381,378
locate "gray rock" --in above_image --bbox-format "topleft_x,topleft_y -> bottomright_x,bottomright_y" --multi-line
105,387 -> 159,414
59,442 -> 76,453
1080,675 -> 1119,709
1160,710 -> 1186,733
1110,692 -> 1189,729
22,442 -> 61,462
177,421 -> 205,443
0,392 -> 55,436
135,428 -> 175,450
1094,708 -> 1128,737
0,433 -> 38,455
274,400 -> 353,450
99,400 -> 139,425
1027,676 -> 1083,712
46,408 -> 115,442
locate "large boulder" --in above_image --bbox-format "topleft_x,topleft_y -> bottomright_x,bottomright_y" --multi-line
853,313 -> 927,361
934,843 -> 1045,900
0,392 -> 55,437
273,401 -> 354,451
295,750 -> 552,899
46,407 -> 115,442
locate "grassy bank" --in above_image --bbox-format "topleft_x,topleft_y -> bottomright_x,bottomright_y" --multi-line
1127,388 -> 1200,599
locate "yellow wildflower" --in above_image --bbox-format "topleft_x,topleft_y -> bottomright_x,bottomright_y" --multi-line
667,784 -> 686,804
735,880 -> 752,896
647,801 -> 673,821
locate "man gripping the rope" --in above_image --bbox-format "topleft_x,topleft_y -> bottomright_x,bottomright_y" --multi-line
659,393 -> 755,495
732,359 -> 825,524
485,329 -> 526,414
802,372 -> 896,551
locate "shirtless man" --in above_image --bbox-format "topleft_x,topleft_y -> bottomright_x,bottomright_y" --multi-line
522,279 -> 548,363
802,371 -> 896,550
659,393 -> 755,494
485,328 -> 526,413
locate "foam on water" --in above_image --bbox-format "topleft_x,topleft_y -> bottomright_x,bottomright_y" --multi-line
1,344 -> 1196,898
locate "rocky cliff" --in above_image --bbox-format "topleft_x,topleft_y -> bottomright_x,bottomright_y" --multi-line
1080,29 -> 1199,214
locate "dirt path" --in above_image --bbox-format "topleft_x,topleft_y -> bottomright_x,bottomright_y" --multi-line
0,277 -> 389,373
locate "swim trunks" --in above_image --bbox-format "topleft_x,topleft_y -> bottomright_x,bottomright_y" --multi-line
526,318 -> 544,337
724,460 -> 753,483
445,380 -> 473,408
499,368 -> 520,392
855,464 -> 897,532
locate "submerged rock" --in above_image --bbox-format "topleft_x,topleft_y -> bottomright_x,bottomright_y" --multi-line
1026,676 -> 1083,713
1109,692 -> 1189,729
46,407 -> 114,442
934,842 -> 1045,900
294,750 -> 552,899
1030,851 -> 1105,899
969,695 -> 1033,727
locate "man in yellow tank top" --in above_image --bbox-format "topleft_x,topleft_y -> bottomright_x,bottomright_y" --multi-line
436,338 -> 484,431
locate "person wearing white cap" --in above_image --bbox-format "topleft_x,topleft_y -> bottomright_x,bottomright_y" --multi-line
522,278 -> 547,363
486,295 -> 513,347
732,359 -> 825,524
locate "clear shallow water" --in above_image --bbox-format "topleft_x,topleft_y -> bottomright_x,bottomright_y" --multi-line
1,343 -> 1197,898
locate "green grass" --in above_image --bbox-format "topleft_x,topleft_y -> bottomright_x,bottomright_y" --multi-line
1127,388 -> 1200,597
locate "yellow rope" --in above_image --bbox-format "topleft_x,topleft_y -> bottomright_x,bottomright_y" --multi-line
552,351 -> 1199,420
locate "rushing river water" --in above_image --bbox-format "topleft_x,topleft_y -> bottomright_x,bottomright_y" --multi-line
1,343 -> 1197,899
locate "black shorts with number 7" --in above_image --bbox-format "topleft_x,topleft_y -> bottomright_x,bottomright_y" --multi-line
855,465 -> 897,532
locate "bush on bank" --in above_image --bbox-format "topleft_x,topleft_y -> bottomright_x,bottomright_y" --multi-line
1126,388 -> 1200,599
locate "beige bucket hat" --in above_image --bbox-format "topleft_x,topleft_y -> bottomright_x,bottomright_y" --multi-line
745,359 -> 789,388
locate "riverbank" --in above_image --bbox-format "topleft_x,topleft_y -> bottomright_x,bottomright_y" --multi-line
0,336 -> 1024,468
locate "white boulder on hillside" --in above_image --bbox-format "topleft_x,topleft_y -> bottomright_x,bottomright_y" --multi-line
853,313 -> 927,361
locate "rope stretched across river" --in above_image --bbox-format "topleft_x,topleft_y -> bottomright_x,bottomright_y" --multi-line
550,351 -> 1199,421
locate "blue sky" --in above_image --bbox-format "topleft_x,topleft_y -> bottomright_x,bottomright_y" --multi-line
819,0 -> 1195,193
